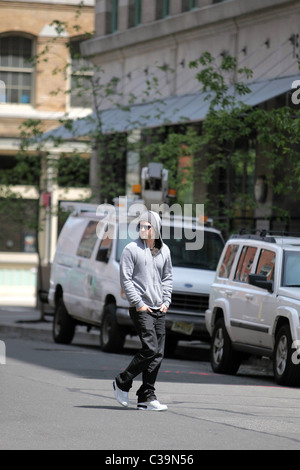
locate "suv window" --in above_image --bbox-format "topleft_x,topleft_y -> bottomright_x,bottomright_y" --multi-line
234,246 -> 257,283
283,251 -> 300,286
76,220 -> 98,258
218,244 -> 239,278
255,249 -> 275,281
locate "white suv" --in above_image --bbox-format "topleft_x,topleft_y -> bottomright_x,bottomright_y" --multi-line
205,233 -> 300,386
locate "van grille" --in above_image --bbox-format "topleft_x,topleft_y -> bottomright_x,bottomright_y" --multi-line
170,293 -> 209,313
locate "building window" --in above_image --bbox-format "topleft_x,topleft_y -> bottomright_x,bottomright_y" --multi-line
0,198 -> 38,252
182,0 -> 198,12
111,0 -> 119,33
70,39 -> 93,108
0,35 -> 33,104
134,0 -> 142,26
128,0 -> 142,28
157,0 -> 170,19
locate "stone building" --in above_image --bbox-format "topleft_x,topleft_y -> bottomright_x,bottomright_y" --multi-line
0,0 -> 94,306
80,0 -> 300,229
2,0 -> 300,305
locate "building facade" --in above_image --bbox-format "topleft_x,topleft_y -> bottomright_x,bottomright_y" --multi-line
2,0 -> 300,306
81,0 -> 300,226
0,0 -> 94,306
83,0 -> 299,105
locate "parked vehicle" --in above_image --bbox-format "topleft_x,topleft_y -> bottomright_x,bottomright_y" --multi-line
205,232 -> 300,386
48,201 -> 224,353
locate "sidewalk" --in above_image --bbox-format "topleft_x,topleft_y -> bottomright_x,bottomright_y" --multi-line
0,305 -> 100,345
0,306 -> 210,357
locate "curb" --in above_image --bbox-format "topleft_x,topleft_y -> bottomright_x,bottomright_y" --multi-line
0,322 -> 101,346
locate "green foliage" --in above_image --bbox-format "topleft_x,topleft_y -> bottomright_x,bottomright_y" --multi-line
10,2 -> 300,240
186,52 -> 300,235
56,154 -> 89,187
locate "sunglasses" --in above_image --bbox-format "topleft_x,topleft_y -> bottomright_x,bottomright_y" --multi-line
139,224 -> 152,231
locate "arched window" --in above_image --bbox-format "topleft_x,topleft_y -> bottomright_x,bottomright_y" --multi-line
0,35 -> 34,104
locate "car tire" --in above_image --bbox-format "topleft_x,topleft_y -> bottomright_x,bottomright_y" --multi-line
273,324 -> 300,386
100,303 -> 126,353
164,336 -> 178,357
53,299 -> 76,344
210,318 -> 242,375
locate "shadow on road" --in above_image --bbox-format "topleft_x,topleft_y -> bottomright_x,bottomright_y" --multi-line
3,331 -> 278,389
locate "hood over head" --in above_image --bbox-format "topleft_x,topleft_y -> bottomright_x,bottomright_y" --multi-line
138,210 -> 162,244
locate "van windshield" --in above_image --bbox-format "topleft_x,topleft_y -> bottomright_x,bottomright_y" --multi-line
116,224 -> 224,270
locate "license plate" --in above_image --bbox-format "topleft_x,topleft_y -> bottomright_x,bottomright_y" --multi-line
171,321 -> 194,336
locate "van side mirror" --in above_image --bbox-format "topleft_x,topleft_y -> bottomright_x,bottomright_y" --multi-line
248,273 -> 273,293
96,248 -> 110,263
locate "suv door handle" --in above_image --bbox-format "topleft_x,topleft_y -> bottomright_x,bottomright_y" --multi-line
225,290 -> 233,297
246,294 -> 253,300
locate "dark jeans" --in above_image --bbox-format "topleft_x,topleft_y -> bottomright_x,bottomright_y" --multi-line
116,307 -> 166,402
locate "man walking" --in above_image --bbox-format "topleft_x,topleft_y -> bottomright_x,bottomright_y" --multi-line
113,210 -> 173,411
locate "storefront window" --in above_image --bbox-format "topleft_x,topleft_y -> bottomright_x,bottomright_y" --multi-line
0,199 -> 38,252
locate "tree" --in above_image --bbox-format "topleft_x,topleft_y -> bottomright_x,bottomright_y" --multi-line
187,52 -> 300,236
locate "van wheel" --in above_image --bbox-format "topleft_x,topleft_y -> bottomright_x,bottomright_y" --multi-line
53,299 -> 76,344
100,304 -> 126,353
273,325 -> 300,386
210,318 -> 242,375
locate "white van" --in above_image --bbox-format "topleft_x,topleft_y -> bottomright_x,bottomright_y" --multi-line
48,202 -> 224,353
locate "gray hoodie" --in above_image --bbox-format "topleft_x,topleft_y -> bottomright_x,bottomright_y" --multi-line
120,210 -> 173,310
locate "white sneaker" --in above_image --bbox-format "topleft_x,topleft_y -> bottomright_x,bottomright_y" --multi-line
113,380 -> 129,407
137,400 -> 168,411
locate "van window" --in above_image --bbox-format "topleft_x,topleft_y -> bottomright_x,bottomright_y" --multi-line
218,244 -> 239,278
116,223 -> 224,269
234,246 -> 257,283
163,228 -> 223,270
76,220 -> 98,258
96,224 -> 114,263
116,223 -> 133,261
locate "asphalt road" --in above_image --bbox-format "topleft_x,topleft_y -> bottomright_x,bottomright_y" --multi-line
1,319 -> 300,451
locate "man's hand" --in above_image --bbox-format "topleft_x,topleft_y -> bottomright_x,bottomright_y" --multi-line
160,303 -> 168,313
137,304 -> 152,312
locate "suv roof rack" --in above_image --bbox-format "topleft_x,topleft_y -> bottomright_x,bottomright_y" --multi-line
231,229 -> 300,244
230,233 -> 276,243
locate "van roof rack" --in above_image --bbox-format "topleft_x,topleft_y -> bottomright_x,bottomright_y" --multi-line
60,201 -> 100,215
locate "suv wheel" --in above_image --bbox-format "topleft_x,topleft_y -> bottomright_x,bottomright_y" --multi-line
210,318 -> 242,375
100,304 -> 126,353
53,299 -> 76,344
273,325 -> 300,386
